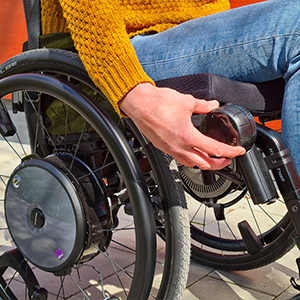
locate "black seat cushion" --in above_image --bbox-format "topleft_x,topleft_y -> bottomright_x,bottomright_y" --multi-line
155,73 -> 285,116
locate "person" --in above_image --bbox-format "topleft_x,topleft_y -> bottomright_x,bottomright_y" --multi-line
41,0 -> 300,174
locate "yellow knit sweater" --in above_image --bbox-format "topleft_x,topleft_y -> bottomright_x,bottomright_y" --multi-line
41,0 -> 230,114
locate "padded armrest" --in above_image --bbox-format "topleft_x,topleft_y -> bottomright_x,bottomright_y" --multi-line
155,73 -> 284,116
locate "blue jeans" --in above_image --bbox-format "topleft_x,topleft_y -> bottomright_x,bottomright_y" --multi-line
131,0 -> 300,175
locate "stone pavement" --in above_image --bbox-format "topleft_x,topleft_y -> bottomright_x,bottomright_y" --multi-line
184,244 -> 300,300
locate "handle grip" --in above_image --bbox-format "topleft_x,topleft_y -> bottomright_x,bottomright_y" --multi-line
192,104 -> 278,205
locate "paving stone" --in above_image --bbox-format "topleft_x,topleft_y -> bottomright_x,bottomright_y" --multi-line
208,246 -> 299,297
183,275 -> 274,300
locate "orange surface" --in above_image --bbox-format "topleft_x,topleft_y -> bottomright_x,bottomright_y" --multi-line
230,0 -> 267,8
0,0 -> 280,130
0,0 -> 27,64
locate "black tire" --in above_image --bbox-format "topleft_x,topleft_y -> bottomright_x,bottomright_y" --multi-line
0,49 -> 190,299
183,138 -> 295,270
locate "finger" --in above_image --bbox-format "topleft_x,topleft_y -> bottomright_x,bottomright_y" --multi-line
172,150 -> 214,169
193,99 -> 219,114
190,127 -> 246,158
174,155 -> 196,168
184,148 -> 233,170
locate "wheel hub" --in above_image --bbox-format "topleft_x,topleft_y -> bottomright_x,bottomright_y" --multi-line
5,154 -> 112,274
30,208 -> 45,229
179,160 -> 237,202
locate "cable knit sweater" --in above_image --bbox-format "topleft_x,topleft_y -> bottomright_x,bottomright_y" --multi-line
41,0 -> 230,114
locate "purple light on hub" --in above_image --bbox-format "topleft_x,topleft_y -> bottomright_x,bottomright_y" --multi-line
55,248 -> 64,260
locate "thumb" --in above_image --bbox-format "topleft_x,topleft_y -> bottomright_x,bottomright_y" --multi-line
193,99 -> 220,114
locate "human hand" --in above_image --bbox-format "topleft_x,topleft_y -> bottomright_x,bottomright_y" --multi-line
119,83 -> 246,170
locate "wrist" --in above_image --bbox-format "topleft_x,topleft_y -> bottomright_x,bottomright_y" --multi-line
119,83 -> 156,118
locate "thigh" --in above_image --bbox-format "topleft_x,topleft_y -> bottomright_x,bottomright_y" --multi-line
131,0 -> 300,83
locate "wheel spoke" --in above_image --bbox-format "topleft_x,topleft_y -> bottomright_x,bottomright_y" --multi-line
91,243 -> 134,281
77,160 -> 117,181
69,273 -> 90,300
80,264 -> 107,299
0,176 -> 7,186
104,248 -> 128,298
5,257 -> 25,291
190,202 -> 203,225
111,239 -> 136,255
224,220 -> 245,252
15,133 -> 27,157
246,195 -> 264,238
99,149 -> 110,177
2,136 -> 22,160
27,94 -> 58,153
70,120 -> 86,171
55,276 -> 66,300
258,204 -> 285,232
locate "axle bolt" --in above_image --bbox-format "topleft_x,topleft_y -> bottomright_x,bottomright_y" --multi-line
12,175 -> 21,189
292,205 -> 299,213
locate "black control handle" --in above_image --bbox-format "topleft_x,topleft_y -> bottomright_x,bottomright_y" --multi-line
193,104 -> 278,204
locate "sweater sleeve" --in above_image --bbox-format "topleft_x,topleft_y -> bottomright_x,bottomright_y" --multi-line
58,0 -> 155,115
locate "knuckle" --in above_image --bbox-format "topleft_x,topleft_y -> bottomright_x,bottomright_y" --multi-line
167,143 -> 182,157
179,133 -> 193,145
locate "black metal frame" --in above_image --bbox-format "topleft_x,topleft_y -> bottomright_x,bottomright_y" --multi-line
23,0 -> 41,50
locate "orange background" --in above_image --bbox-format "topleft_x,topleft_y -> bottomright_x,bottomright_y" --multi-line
0,0 -> 27,64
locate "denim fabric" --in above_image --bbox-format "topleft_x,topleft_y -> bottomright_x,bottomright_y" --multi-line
131,0 -> 300,175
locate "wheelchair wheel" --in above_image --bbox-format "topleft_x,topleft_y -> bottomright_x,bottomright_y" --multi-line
180,143 -> 295,270
0,49 -> 190,299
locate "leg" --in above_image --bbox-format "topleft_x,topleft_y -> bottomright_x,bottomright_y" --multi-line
131,0 -> 300,174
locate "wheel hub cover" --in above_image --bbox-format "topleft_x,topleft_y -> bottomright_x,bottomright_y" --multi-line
5,159 -> 86,273
30,208 -> 45,229
179,161 -> 236,201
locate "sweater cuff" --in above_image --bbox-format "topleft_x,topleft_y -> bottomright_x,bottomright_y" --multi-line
88,53 -> 155,117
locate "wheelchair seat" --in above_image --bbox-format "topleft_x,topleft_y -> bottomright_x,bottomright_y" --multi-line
156,73 -> 285,117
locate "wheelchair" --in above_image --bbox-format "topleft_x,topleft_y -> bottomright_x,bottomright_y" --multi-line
1,0 -> 300,299
0,1 -> 191,299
